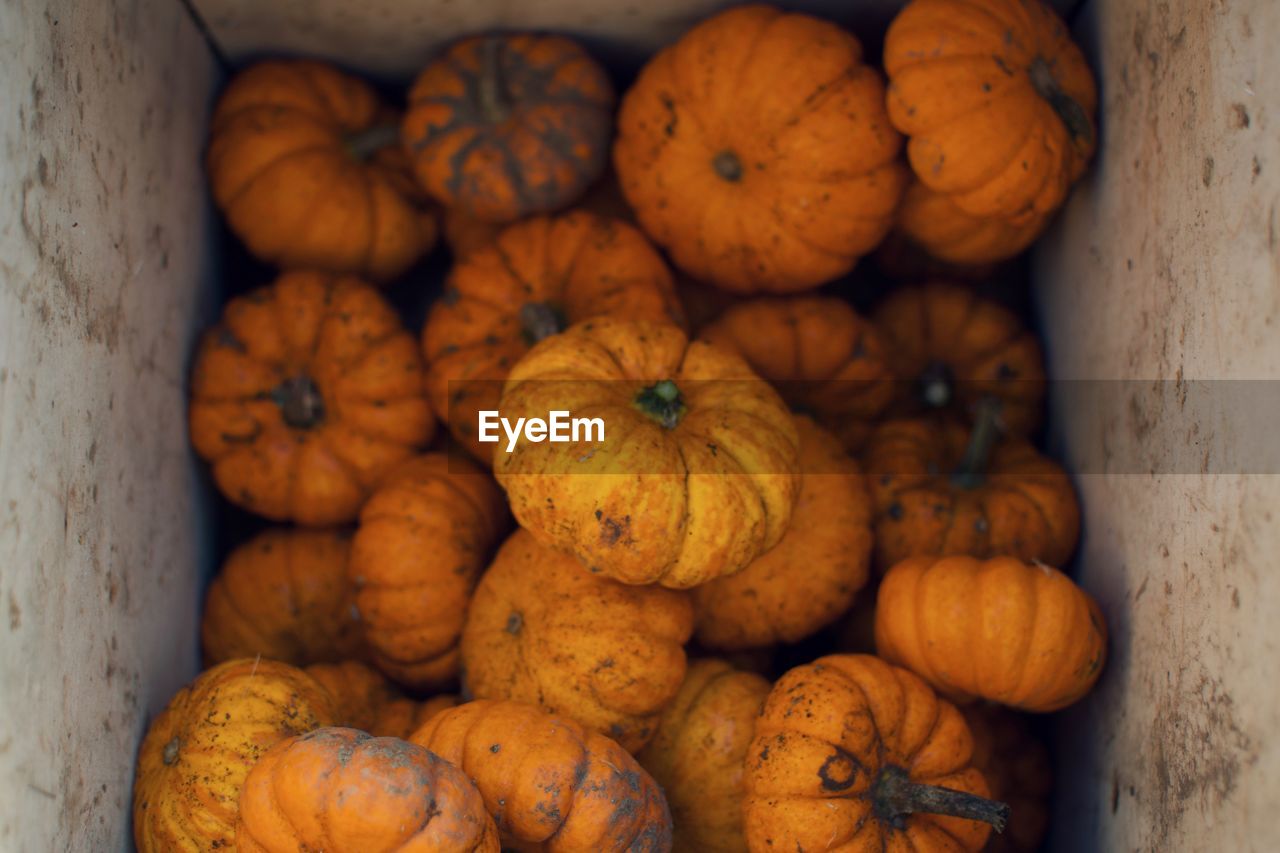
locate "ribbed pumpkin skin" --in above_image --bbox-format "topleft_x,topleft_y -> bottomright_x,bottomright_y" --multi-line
236,727 -> 499,853
188,271 -> 436,525
875,556 -> 1107,712
461,529 -> 693,753
423,211 -> 683,463
872,281 -> 1045,436
614,4 -> 908,294
207,60 -> 437,281
304,660 -> 400,732
864,418 -> 1079,571
884,0 -> 1097,223
692,417 -> 873,650
132,659 -> 337,852
201,528 -> 363,666
745,654 -> 993,852
411,700 -> 674,852
962,705 -> 1052,853
349,452 -> 508,689
371,695 -> 461,740
494,318 -> 801,588
636,660 -> 770,853
896,179 -> 1051,265
404,34 -> 614,223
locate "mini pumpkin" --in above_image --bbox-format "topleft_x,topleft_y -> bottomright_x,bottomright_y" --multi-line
132,659 -> 337,852
349,452 -> 508,689
872,281 -> 1045,436
692,416 -> 874,650
864,411 -> 1079,571
188,271 -> 436,525
236,727 -> 499,852
411,699 -> 673,851
700,297 -> 896,451
636,659 -> 771,853
404,34 -> 614,223
201,528 -> 363,666
884,0 -> 1097,222
614,4 -> 908,293
423,211 -> 683,463
895,179 -> 1051,266
207,60 -> 437,281
372,694 -> 461,740
745,654 -> 1008,852
875,555 -> 1106,712
461,529 -> 693,752
494,318 -> 801,588
304,660 -> 400,732
962,705 -> 1052,853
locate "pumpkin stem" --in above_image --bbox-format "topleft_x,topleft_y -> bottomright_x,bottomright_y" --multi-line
1029,57 -> 1094,148
634,380 -> 686,429
344,124 -> 401,161
162,737 -> 181,766
273,375 -> 326,430
951,396 -> 1003,488
872,765 -> 1009,833
477,36 -> 513,124
520,302 -> 565,346
918,361 -> 953,410
712,150 -> 743,182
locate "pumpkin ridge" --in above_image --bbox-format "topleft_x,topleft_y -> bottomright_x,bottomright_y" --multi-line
913,86 -> 1040,187
221,142 -> 341,208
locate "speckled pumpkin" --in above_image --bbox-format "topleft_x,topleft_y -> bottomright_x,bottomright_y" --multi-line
745,654 -> 1006,852
895,179 -> 1051,266
188,270 -> 436,525
132,659 -> 337,852
303,660 -> 400,733
876,556 -> 1106,712
423,211 -> 683,463
207,60 -> 437,281
411,699 -> 673,851
636,660 -> 770,853
614,4 -> 908,293
461,529 -> 693,752
692,416 -> 873,650
404,34 -> 614,223
494,318 -> 801,588
962,705 -> 1052,853
884,0 -> 1097,222
236,727 -> 499,852
349,452 -> 508,689
371,695 -> 461,740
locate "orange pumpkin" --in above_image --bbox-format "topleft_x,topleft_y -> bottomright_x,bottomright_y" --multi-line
692,416 -> 873,650
404,34 -> 614,223
236,727 -> 499,852
615,4 -> 908,293
636,660 -> 770,852
873,281 -> 1045,436
875,555 -> 1106,712
884,0 -> 1097,222
206,60 -> 437,281
963,705 -> 1052,853
494,318 -> 801,588
700,297 -> 896,451
411,699 -> 673,851
349,452 -> 508,689
423,211 -> 683,463
132,659 -> 337,852
304,660 -> 400,732
371,695 -> 461,740
745,654 -> 1007,852
188,270 -> 436,525
895,179 -> 1051,266
461,529 -> 693,752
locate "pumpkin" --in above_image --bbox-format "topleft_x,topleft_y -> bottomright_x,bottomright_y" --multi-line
875,555 -> 1106,712
372,695 -> 461,740
699,297 -> 896,451
304,660 -> 400,732
403,34 -> 614,223
872,281 -> 1045,436
614,4 -> 908,293
411,699 -> 673,851
423,211 -> 683,463
895,179 -> 1051,266
745,654 -> 1008,852
236,727 -> 499,852
691,416 -> 873,650
884,0 -> 1097,222
206,60 -> 437,281
132,658 -> 337,852
494,318 -> 801,588
962,705 -> 1052,853
864,412 -> 1079,571
461,529 -> 694,752
188,271 -> 436,525
201,528 -> 364,666
636,659 -> 770,852
349,452 -> 508,689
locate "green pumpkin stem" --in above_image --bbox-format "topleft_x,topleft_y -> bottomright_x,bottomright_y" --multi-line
274,374 -> 326,430
344,124 -> 401,161
872,765 -> 1009,833
1029,57 -> 1094,147
635,380 -> 686,429
951,396 -> 1003,488
478,36 -> 513,123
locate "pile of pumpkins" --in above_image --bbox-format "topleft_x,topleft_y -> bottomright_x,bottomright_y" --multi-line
134,1 -> 1105,850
